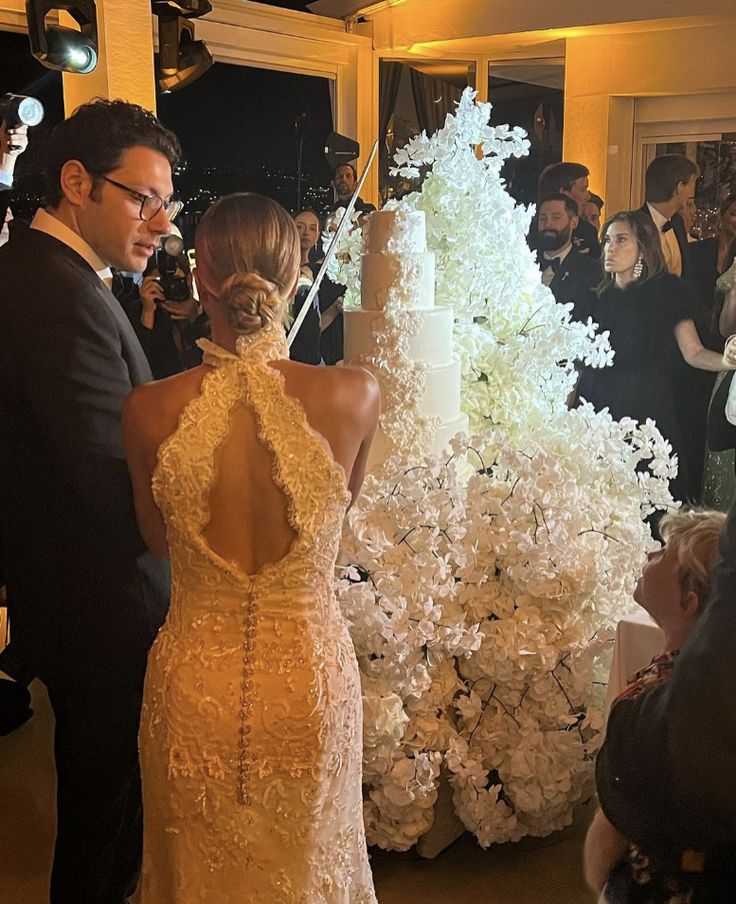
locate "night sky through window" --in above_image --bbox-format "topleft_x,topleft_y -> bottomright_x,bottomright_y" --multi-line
0,4 -> 335,225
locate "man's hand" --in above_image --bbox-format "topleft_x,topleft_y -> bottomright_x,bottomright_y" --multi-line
0,123 -> 29,179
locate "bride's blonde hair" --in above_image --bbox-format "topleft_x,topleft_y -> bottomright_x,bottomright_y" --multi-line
195,193 -> 301,336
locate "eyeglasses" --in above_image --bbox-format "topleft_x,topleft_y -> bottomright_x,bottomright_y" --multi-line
100,176 -> 183,222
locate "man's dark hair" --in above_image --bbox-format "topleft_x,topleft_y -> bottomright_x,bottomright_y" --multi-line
538,193 -> 579,219
538,162 -> 589,198
332,162 -> 357,181
45,98 -> 181,208
588,193 -> 604,211
644,154 -> 699,204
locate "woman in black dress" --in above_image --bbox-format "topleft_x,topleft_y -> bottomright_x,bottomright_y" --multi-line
576,210 -> 732,501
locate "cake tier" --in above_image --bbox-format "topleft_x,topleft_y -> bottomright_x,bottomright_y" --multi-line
344,307 -> 454,367
434,413 -> 470,455
364,208 -> 427,254
365,412 -> 470,473
343,353 -> 462,425
422,360 -> 462,422
360,252 -> 435,311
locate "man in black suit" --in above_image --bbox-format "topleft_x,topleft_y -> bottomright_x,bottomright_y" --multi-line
596,500 -> 736,894
528,161 -> 601,258
640,155 -> 705,500
536,194 -> 601,322
0,100 -> 180,904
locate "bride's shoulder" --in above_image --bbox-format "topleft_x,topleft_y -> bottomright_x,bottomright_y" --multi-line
124,367 -> 207,443
279,360 -> 379,421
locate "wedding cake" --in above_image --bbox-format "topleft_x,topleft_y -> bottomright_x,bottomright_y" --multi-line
343,208 -> 468,467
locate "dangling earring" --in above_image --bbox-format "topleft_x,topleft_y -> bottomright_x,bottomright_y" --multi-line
632,255 -> 644,279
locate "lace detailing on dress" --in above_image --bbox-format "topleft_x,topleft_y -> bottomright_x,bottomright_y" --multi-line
138,326 -> 373,903
197,320 -> 290,368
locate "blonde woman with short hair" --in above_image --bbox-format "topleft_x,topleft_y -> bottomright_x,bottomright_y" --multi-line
584,508 -> 726,903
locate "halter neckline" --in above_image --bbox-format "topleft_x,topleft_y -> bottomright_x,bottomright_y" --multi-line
197,323 -> 289,367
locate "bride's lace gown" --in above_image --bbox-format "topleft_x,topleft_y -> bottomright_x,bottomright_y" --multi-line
135,325 -> 377,903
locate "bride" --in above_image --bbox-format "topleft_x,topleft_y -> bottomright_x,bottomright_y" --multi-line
123,193 -> 379,903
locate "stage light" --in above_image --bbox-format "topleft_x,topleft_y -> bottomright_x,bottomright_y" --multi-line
66,43 -> 96,72
324,131 -> 361,172
155,18 -> 212,93
25,0 -> 99,74
151,0 -> 213,94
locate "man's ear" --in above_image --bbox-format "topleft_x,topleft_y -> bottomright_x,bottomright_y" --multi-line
59,159 -> 94,208
681,589 -> 701,618
571,214 -> 580,231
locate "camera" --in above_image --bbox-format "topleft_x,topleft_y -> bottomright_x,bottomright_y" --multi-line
0,94 -> 44,129
0,95 -> 44,152
155,234 -> 190,302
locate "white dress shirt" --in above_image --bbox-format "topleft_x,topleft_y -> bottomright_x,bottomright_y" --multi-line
30,207 -> 114,287
541,241 -> 573,287
647,202 -> 682,277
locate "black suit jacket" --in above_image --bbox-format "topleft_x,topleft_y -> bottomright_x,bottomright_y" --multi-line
597,500 -> 736,856
0,227 -> 169,689
639,203 -> 692,280
545,247 -> 602,322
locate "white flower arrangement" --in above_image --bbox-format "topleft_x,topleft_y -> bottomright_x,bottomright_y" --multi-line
330,89 -> 676,850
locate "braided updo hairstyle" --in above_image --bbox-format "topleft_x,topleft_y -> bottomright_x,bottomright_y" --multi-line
195,193 -> 301,336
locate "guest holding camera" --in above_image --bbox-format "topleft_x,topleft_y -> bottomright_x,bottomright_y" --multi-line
116,234 -> 209,379
0,120 -> 29,245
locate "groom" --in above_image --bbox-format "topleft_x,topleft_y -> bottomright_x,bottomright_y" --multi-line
0,100 -> 179,903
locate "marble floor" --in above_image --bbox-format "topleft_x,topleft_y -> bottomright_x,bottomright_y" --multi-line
0,681 -> 596,904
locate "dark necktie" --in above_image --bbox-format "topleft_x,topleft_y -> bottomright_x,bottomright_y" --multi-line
662,219 -> 674,233
542,256 -> 561,273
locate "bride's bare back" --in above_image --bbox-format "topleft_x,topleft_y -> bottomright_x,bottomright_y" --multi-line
123,353 -> 378,568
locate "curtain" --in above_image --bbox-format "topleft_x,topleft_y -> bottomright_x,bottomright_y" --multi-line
328,77 -> 336,130
409,67 -> 463,137
379,61 -> 404,143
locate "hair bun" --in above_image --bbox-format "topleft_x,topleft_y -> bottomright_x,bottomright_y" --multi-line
220,271 -> 283,336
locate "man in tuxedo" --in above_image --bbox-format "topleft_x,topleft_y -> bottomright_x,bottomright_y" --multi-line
529,161 -> 601,258
0,100 -> 180,904
582,192 -> 604,232
596,500 -> 736,893
536,194 -> 601,322
640,155 -> 705,500
639,153 -> 698,280
330,161 -> 376,216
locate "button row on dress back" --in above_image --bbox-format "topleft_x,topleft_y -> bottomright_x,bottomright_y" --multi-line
238,587 -> 258,805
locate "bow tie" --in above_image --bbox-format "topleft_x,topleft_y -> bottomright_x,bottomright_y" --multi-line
662,219 -> 674,233
540,255 -> 561,273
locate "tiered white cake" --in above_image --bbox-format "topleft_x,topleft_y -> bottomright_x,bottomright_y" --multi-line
343,208 -> 468,467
